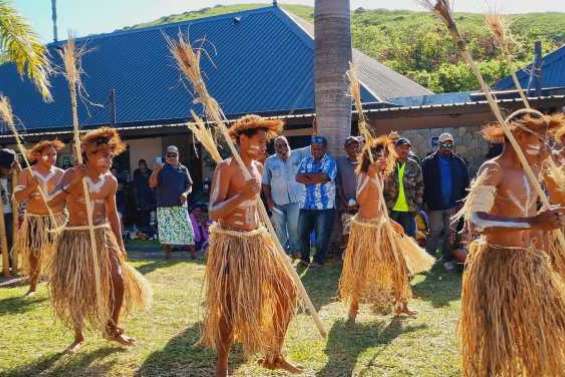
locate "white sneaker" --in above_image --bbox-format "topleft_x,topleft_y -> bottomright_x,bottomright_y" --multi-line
443,261 -> 456,272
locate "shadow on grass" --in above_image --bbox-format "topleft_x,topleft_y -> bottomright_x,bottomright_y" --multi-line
134,257 -> 204,276
135,322 -> 244,376
0,295 -> 48,315
298,262 -> 341,311
2,346 -> 124,377
411,264 -> 462,308
317,317 -> 427,377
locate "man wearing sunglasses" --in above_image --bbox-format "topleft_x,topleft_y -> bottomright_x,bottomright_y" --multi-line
149,145 -> 195,259
421,132 -> 469,271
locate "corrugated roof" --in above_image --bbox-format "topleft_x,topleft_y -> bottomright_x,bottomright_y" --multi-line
0,5 -> 430,134
495,44 -> 565,91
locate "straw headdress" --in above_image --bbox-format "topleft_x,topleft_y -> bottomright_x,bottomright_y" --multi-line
481,113 -> 565,144
357,135 -> 397,176
27,139 -> 65,163
228,115 -> 283,142
81,127 -> 127,156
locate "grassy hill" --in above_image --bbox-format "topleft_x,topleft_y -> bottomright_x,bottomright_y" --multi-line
123,4 -> 565,93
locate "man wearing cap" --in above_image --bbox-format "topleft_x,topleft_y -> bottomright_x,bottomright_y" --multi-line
421,133 -> 469,271
336,136 -> 361,248
262,136 -> 308,256
384,137 -> 423,238
295,136 -> 337,267
149,145 -> 196,259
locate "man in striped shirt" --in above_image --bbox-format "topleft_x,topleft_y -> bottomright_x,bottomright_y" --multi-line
295,136 -> 337,267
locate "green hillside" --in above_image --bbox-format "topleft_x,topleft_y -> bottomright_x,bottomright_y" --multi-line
123,4 -> 565,93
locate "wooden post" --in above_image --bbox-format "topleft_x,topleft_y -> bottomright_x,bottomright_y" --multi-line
11,169 -> 19,273
0,178 -> 10,277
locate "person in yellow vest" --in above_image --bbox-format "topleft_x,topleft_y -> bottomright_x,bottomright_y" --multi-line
384,138 -> 424,238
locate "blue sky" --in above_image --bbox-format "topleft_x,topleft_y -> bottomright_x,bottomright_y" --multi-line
15,0 -> 565,42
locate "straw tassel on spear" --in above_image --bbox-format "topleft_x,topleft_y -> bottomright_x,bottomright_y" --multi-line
417,0 -> 565,250
60,37 -> 103,310
167,33 -> 327,338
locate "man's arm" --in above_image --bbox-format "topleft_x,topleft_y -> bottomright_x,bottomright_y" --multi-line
105,176 -> 126,253
46,167 -> 84,206
148,165 -> 162,189
13,170 -> 34,203
209,161 -> 258,221
414,162 -> 424,210
261,160 -> 275,209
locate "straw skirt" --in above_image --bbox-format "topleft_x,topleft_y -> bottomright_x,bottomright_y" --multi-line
460,240 -> 565,377
199,224 -> 297,360
50,225 -> 151,334
339,216 -> 413,309
16,211 -> 67,277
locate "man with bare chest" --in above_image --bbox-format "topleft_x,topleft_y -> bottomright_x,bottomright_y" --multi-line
48,128 -> 150,353
199,115 -> 301,376
14,140 -> 67,296
458,114 -> 565,377
543,120 -> 565,277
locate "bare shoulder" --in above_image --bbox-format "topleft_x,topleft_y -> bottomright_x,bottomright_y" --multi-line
253,160 -> 264,175
53,167 -> 65,175
477,158 -> 503,185
105,172 -> 118,186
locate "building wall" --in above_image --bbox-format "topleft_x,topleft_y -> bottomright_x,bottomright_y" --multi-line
400,126 -> 490,175
127,137 -> 163,172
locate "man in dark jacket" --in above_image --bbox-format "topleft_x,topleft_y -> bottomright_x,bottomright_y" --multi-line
421,132 -> 470,271
133,159 -> 155,237
384,138 -> 423,238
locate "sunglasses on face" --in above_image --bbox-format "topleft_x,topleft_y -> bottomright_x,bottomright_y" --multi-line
166,153 -> 178,158
439,142 -> 454,149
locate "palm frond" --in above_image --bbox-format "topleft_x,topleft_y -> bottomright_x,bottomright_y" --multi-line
0,0 -> 52,101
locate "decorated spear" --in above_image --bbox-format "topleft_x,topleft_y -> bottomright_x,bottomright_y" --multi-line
417,0 -> 565,249
60,37 -> 102,310
167,33 -> 327,338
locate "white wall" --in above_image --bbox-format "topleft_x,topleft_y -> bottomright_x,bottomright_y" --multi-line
127,137 -> 163,173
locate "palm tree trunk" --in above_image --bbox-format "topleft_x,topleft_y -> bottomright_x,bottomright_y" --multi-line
314,0 -> 352,157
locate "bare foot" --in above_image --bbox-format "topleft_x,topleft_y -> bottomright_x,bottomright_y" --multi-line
65,337 -> 85,353
394,304 -> 417,317
24,289 -> 36,297
259,356 -> 303,374
348,306 -> 358,323
105,332 -> 136,347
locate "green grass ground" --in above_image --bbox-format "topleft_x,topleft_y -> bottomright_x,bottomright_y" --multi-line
0,253 -> 462,376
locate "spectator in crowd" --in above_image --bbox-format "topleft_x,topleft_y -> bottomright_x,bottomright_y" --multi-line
336,136 -> 361,248
384,137 -> 424,238
296,136 -> 337,267
262,136 -> 306,256
133,159 -> 155,238
190,204 -> 211,254
0,149 -> 16,268
421,132 -> 470,271
149,145 -> 196,259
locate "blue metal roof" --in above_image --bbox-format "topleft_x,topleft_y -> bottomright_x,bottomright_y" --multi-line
495,44 -> 565,91
0,5 -> 378,133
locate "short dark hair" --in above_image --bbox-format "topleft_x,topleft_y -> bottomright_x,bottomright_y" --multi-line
138,158 -> 147,165
237,127 -> 268,143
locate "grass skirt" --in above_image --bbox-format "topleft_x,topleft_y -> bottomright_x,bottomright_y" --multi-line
339,216 -> 412,308
50,225 -> 151,334
460,240 -> 565,377
16,212 -> 67,277
199,224 -> 297,359
546,228 -> 565,279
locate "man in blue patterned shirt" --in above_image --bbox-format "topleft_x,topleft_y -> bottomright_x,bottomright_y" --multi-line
295,136 -> 337,267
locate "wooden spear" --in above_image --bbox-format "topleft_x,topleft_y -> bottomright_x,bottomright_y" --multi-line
168,33 -> 327,338
60,37 -> 102,309
418,0 -> 565,249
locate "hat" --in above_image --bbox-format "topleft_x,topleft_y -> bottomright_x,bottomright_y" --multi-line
311,135 -> 328,145
395,137 -> 412,147
166,145 -> 179,154
0,148 -> 16,170
438,133 -> 454,143
345,136 -> 360,145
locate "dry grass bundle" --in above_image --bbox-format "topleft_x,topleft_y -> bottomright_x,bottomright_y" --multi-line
199,225 -> 297,359
485,14 -> 530,108
0,95 -> 15,127
347,63 -> 375,160
167,32 -> 326,337
188,111 -> 222,163
460,241 -> 565,376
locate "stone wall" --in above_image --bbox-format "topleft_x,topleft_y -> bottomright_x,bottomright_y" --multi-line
400,126 -> 490,176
